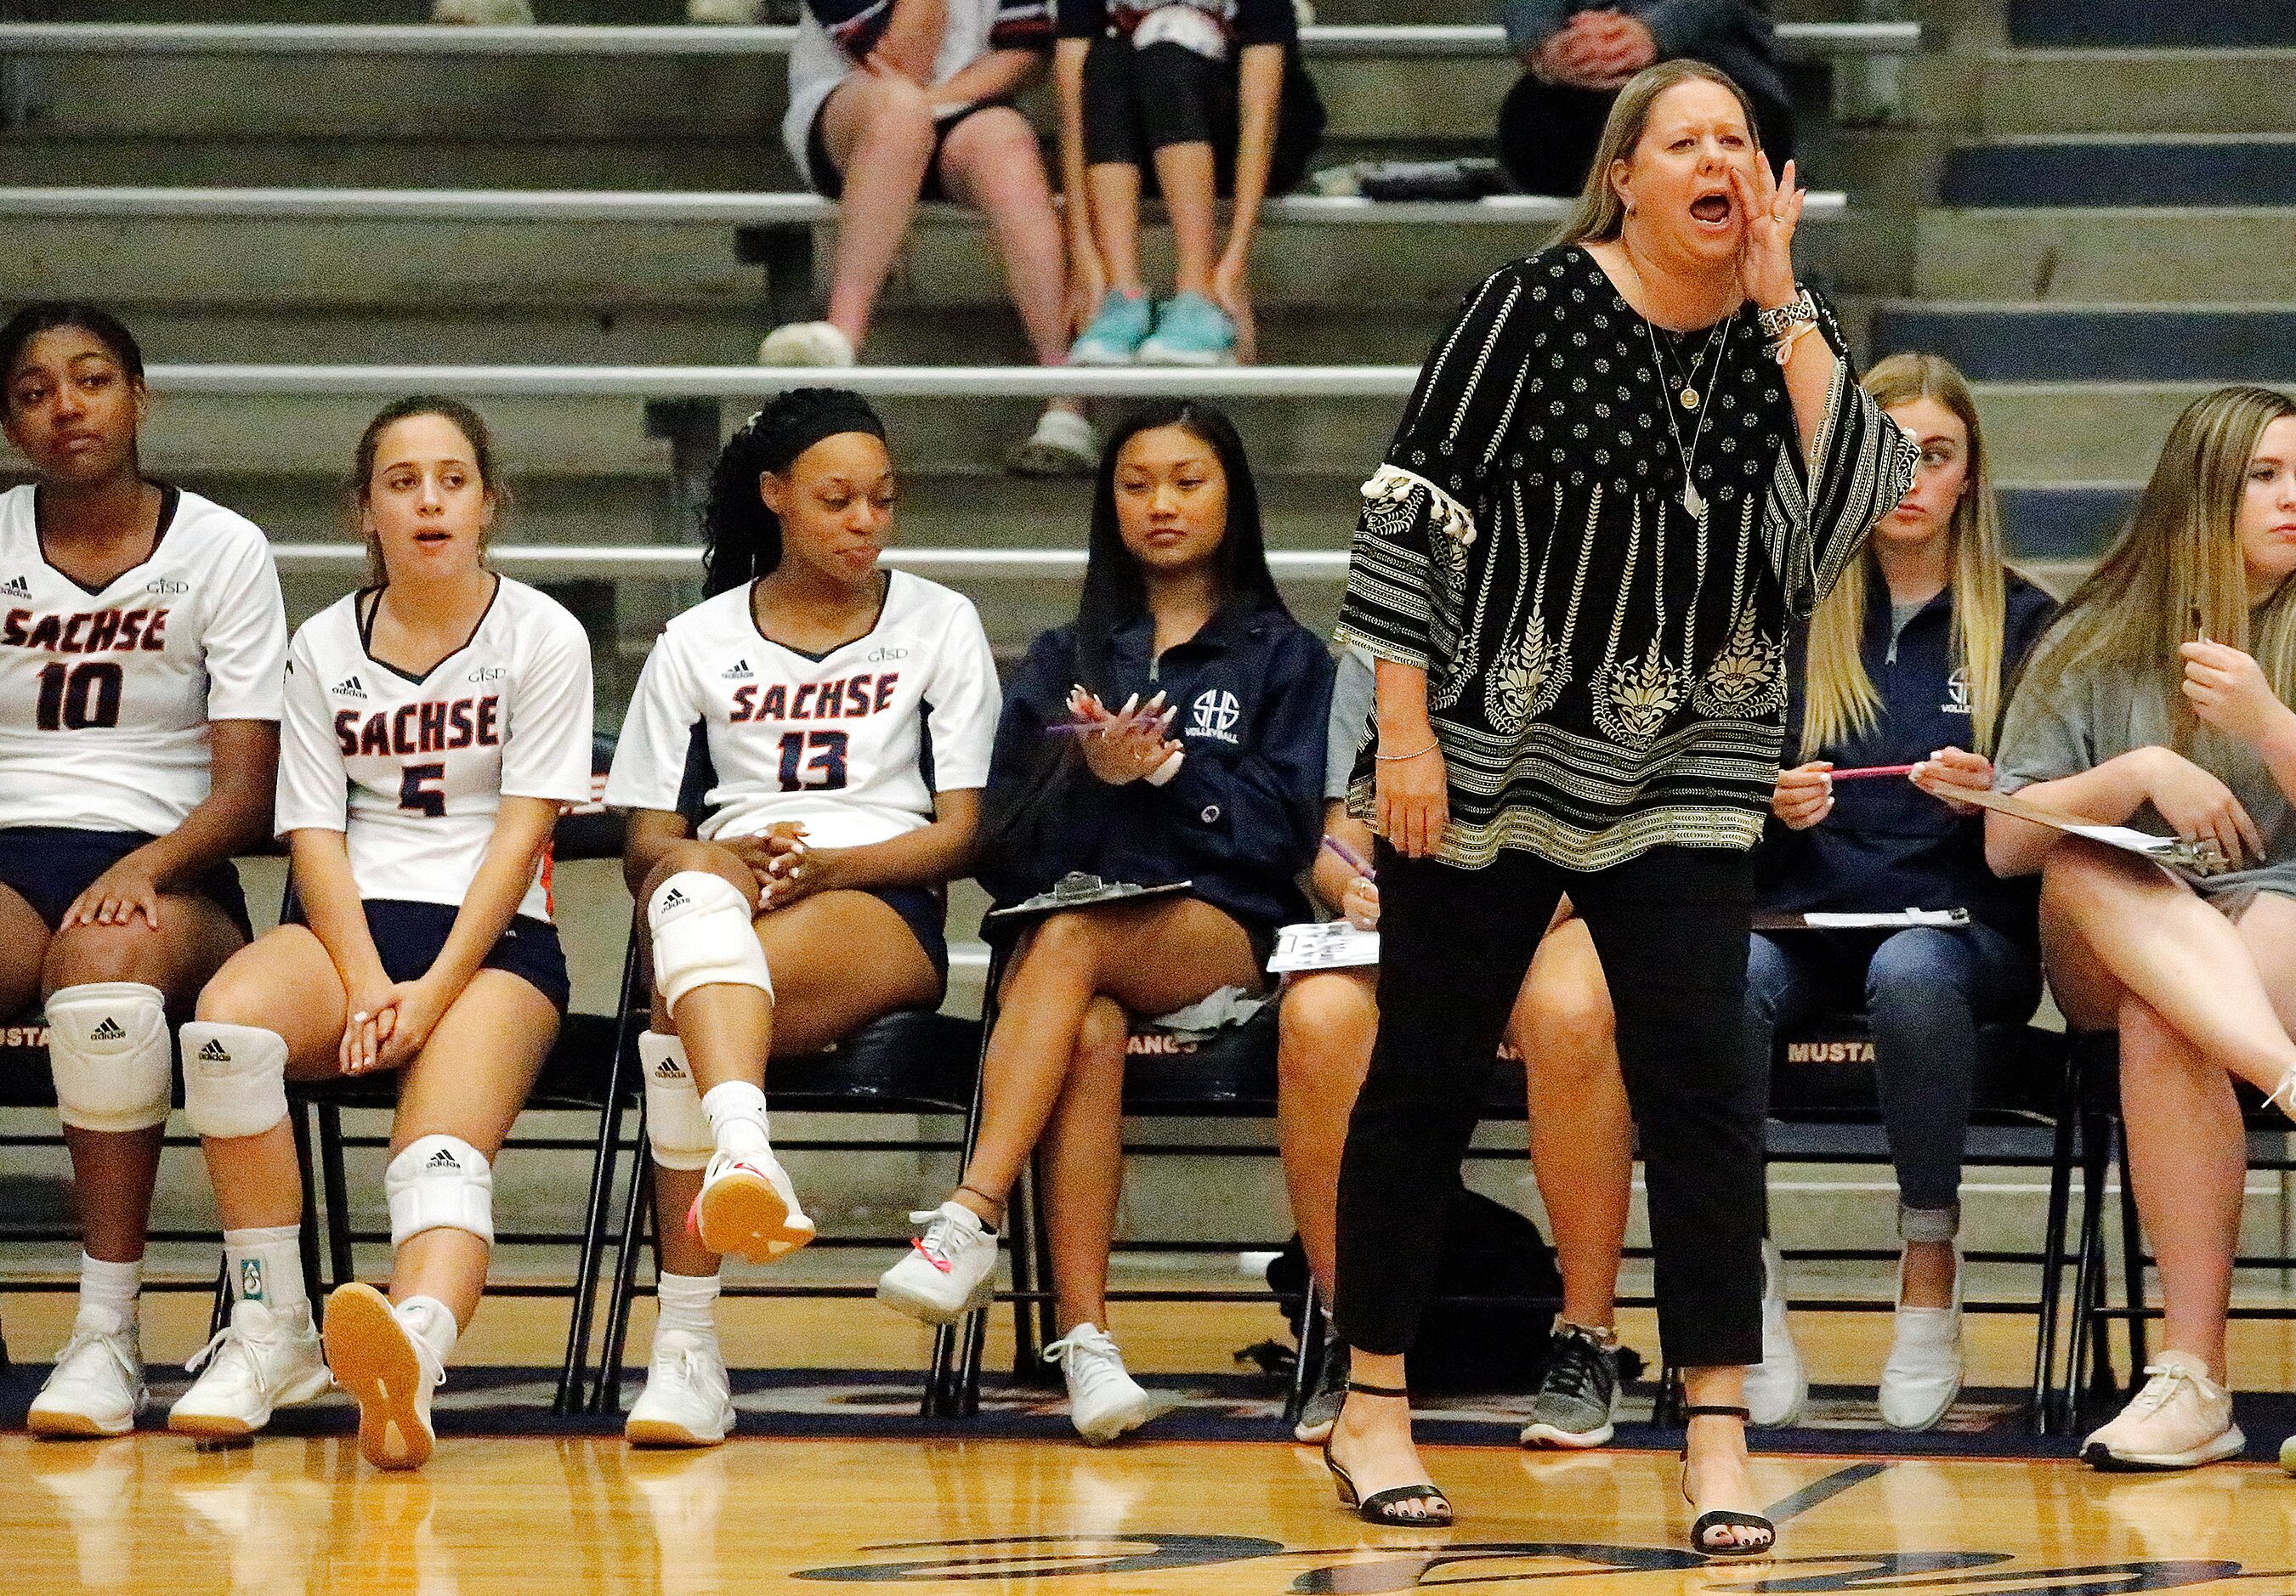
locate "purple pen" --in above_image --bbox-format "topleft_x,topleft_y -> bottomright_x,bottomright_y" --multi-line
1322,835 -> 1377,880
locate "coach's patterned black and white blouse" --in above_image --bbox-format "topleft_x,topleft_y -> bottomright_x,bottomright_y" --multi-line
1335,244 -> 1919,871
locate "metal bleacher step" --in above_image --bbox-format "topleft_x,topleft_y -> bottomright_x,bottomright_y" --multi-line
1874,303 -> 2296,383
1980,48 -> 2296,138
1942,134 -> 2296,208
1913,207 -> 2296,305
2006,0 -> 2296,48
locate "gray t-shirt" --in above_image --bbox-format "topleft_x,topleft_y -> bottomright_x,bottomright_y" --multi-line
1325,645 -> 1377,802
1995,657 -> 2296,903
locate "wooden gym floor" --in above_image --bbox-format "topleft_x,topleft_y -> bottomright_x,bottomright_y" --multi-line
12,1431 -> 2296,1595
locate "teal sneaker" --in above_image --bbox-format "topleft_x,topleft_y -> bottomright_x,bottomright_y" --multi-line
1137,291 -> 1238,366
1068,291 -> 1154,366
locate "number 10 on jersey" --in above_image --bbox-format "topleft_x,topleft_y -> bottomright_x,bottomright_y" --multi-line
37,660 -> 124,731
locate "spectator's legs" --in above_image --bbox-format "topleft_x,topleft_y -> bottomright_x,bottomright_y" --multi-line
1274,968 -> 1380,1299
1036,997 -> 1131,1333
1862,924 -> 2040,1307
1509,917 -> 1630,1330
1494,75 -> 1614,197
1084,163 -> 1149,296
935,107 -> 1073,371
1130,42 -> 1226,297
816,71 -> 938,354
1743,930 -> 1838,1119
1151,144 -> 1220,299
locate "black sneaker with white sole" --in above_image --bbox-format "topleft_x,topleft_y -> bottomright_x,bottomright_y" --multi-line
1519,1322 -> 1621,1448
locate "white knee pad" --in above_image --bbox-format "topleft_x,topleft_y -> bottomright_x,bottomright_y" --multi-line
385,1135 -> 495,1248
179,1022 -> 290,1140
47,982 -> 173,1133
638,1032 -> 713,1172
647,871 -> 773,1015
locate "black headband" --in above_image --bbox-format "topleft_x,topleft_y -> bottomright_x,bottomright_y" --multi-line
743,388 -> 887,474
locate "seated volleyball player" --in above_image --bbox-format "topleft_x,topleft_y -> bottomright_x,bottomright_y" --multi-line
1278,646 -> 1634,1448
170,398 -> 593,1463
1976,386 -> 2296,1471
876,400 -> 1333,1441
2,303 -> 288,1438
604,388 -> 998,1448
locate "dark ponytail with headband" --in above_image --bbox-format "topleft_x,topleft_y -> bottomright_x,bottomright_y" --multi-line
700,387 -> 888,597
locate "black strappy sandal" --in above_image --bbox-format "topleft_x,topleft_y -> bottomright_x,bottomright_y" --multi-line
1680,1405 -> 1775,1559
1322,1382 -> 1454,1527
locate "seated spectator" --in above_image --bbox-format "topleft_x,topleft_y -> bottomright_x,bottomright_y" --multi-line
1977,385 -> 2296,1473
1746,354 -> 2055,1431
1496,2 -> 1794,195
1057,0 -> 1327,366
763,0 -> 1097,476
1277,648 -> 1636,1451
875,401 -> 1333,1443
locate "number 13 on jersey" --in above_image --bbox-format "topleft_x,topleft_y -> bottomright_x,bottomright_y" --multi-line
776,730 -> 848,791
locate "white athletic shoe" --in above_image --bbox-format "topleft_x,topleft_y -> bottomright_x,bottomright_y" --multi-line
1878,1249 -> 1964,1432
323,1283 -> 445,1471
687,0 -> 762,19
757,321 -> 857,367
1005,407 -> 1100,478
432,0 -> 536,21
1045,1322 -> 1154,1443
28,1310 -> 146,1438
876,1201 -> 998,1324
169,1299 -> 333,1439
693,1148 -> 815,1263
626,1330 -> 736,1447
2083,1351 -> 2247,1471
1744,1240 -> 1807,1428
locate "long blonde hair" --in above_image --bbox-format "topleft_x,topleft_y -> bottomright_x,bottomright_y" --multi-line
1800,354 -> 2012,757
2018,384 -> 2296,749
1545,59 -> 1766,253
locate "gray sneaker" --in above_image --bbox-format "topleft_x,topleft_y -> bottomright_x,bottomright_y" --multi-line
1519,1321 -> 1621,1448
1292,1339 -> 1349,1444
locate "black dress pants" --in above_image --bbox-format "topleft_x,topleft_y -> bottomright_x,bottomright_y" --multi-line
1495,71 -> 1797,197
1333,841 -> 1764,1368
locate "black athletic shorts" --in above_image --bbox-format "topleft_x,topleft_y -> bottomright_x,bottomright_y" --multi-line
359,898 -> 571,1014
0,826 -> 252,937
865,883 -> 951,988
1079,37 -> 1323,196
805,93 -> 1015,202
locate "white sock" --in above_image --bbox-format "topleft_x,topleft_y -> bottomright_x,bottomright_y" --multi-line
224,1225 -> 308,1315
393,1295 -> 460,1365
77,1254 -> 141,1331
655,1271 -> 721,1340
700,1081 -> 770,1160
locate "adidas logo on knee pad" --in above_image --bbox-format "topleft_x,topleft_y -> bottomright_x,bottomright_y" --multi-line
426,1147 -> 462,1172
655,1057 -> 686,1079
91,1017 -> 126,1041
661,887 -> 689,909
197,1039 -> 231,1062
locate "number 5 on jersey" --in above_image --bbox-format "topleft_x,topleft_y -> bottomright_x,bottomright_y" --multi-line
777,730 -> 848,792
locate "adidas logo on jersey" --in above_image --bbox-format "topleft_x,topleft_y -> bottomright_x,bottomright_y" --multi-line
426,1147 -> 462,1171
723,659 -> 754,680
198,1039 -> 232,1062
0,575 -> 28,599
334,676 -> 368,700
91,1017 -> 127,1041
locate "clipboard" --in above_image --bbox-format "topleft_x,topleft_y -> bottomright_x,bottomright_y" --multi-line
1268,920 -> 1381,973
1954,785 -> 2231,877
1755,908 -> 1971,931
985,872 -> 1193,925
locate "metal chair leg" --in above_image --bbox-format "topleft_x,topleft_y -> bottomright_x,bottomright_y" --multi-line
1284,1278 -> 1328,1428
2066,1092 -> 2113,1430
207,1257 -> 233,1338
558,938 -> 646,1413
588,1107 -> 655,1416
289,1101 -> 326,1316
319,1101 -> 355,1288
2031,1043 -> 2081,1433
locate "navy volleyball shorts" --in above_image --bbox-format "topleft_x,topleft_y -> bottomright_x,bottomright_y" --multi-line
868,884 -> 951,986
362,898 -> 571,1014
0,826 -> 252,937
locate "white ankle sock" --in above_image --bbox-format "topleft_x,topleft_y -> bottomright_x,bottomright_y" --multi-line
655,1272 -> 721,1339
223,1225 -> 308,1314
77,1254 -> 141,1330
700,1082 -> 770,1160
393,1295 -> 460,1364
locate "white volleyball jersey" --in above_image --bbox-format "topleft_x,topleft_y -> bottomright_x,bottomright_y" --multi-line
275,577 -> 594,922
0,484 -> 287,837
607,571 -> 998,847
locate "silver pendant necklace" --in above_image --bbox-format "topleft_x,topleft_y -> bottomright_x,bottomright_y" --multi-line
1644,315 -> 1730,520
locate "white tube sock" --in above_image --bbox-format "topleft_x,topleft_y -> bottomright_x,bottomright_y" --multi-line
223,1225 -> 308,1314
655,1271 -> 721,1339
700,1081 -> 770,1161
77,1253 -> 141,1331
393,1294 -> 460,1364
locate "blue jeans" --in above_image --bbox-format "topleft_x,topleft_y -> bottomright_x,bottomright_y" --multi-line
1747,924 -> 2043,1225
